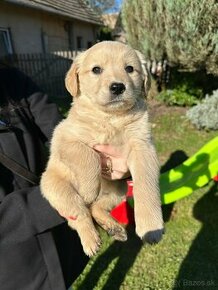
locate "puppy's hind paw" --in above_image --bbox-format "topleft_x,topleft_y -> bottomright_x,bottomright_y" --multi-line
108,225 -> 127,242
83,240 -> 102,257
141,228 -> 164,244
81,230 -> 102,257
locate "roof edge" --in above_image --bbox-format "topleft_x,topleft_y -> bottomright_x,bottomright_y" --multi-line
4,0 -> 103,26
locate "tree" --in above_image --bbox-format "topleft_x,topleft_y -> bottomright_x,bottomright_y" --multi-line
122,0 -> 166,60
87,0 -> 116,14
122,0 -> 218,75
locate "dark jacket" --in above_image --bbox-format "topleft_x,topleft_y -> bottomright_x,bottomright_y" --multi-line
0,67 -> 88,290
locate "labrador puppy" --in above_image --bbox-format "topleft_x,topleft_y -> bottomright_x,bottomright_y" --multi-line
40,41 -> 164,257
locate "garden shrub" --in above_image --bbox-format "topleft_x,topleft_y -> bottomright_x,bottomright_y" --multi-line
156,86 -> 200,106
154,69 -> 213,107
186,90 -> 218,130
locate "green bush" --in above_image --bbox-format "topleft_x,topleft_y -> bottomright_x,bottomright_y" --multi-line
186,89 -> 218,130
155,69 -> 208,106
98,27 -> 112,41
156,88 -> 199,106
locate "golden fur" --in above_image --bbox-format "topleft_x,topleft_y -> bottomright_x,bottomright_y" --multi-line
40,41 -> 164,257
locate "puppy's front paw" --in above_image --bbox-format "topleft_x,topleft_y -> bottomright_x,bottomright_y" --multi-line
141,229 -> 164,244
136,218 -> 164,244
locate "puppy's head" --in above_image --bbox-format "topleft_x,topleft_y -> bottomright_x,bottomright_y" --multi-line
65,41 -> 150,112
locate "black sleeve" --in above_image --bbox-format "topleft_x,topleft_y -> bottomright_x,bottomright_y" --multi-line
27,92 -> 62,141
0,186 -> 65,245
12,67 -> 62,142
3,67 -> 62,142
0,68 -> 66,245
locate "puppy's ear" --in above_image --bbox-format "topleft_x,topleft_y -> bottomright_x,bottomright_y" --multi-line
135,50 -> 151,97
143,68 -> 151,97
65,62 -> 79,97
65,52 -> 86,97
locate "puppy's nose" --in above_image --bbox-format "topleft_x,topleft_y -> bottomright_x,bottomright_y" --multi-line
110,82 -> 126,95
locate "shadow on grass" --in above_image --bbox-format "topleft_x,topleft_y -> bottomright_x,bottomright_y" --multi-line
159,150 -> 218,289
161,150 -> 188,174
161,150 -> 218,289
77,225 -> 142,290
77,208 -> 176,290
173,182 -> 218,290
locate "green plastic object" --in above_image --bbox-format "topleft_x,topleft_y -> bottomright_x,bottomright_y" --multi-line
160,136 -> 218,204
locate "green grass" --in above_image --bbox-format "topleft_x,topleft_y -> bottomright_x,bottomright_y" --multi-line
55,101 -> 218,290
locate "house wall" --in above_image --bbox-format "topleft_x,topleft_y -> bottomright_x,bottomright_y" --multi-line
72,21 -> 96,50
0,1 -> 98,54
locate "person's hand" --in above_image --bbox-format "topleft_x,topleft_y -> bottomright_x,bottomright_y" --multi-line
93,144 -> 131,180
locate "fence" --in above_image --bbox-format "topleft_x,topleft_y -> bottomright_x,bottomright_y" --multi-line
2,51 -> 171,97
2,51 -> 80,97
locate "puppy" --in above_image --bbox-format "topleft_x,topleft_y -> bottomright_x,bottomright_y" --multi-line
40,41 -> 164,257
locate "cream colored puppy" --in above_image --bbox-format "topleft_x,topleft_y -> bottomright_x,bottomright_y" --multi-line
40,41 -> 164,257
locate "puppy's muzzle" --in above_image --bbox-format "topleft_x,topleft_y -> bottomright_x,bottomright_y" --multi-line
110,82 -> 126,96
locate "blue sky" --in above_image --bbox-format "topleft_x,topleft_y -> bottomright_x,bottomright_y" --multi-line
115,0 -> 123,10
108,0 -> 123,13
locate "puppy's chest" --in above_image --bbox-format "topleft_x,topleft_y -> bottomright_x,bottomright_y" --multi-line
89,121 -> 124,145
69,109 -> 149,146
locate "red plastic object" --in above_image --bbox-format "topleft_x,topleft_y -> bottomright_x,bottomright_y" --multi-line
110,180 -> 135,225
126,180 -> 133,197
110,200 -> 134,224
213,175 -> 218,182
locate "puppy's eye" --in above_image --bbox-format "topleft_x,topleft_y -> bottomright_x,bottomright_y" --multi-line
125,66 -> 134,73
92,66 -> 102,74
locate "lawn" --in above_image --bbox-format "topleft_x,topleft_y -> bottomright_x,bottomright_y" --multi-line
56,98 -> 217,290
